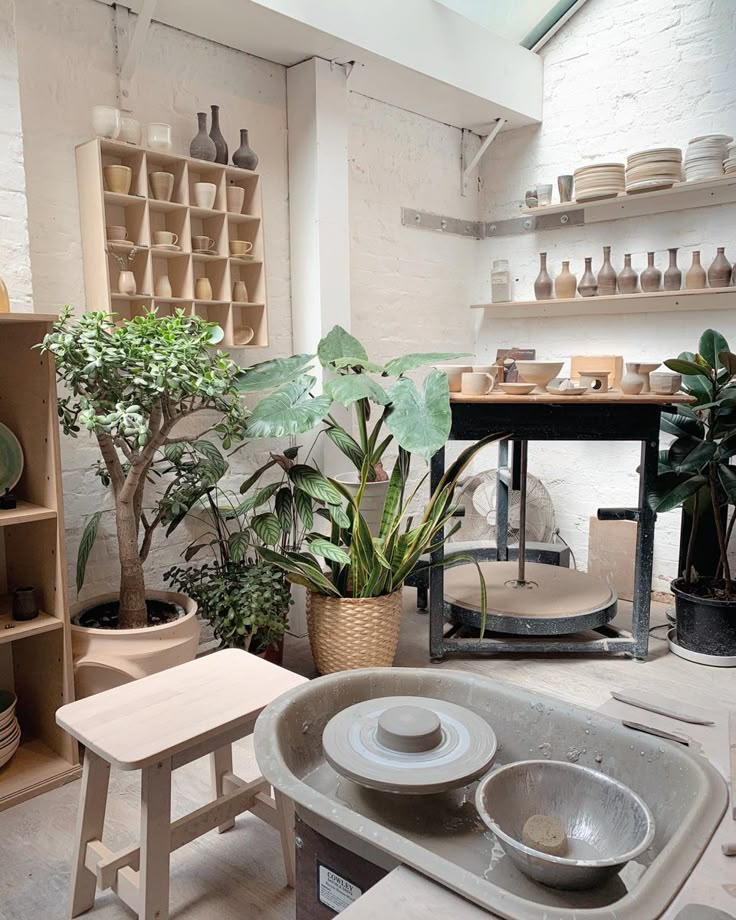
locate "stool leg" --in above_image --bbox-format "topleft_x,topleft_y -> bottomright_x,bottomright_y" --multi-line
274,790 -> 296,888
209,745 -> 235,833
69,750 -> 111,917
139,759 -> 172,920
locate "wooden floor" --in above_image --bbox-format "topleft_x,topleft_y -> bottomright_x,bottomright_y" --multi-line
0,592 -> 733,920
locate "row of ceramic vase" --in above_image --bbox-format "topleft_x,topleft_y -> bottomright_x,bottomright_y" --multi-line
190,106 -> 259,170
534,247 -> 734,300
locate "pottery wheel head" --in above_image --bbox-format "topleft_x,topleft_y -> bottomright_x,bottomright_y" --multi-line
376,705 -> 443,753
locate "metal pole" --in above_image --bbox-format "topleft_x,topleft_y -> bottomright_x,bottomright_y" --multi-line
517,440 -> 528,584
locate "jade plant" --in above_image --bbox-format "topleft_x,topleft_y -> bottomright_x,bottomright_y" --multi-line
41,308 -> 249,629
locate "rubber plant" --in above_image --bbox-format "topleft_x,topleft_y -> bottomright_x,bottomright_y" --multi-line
40,308 -> 250,629
651,328 -> 736,594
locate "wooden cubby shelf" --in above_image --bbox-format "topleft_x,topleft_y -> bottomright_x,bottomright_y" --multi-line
0,314 -> 81,811
76,137 -> 269,348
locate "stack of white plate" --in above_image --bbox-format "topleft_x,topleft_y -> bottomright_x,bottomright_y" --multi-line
574,163 -> 625,202
724,142 -> 736,175
684,134 -> 732,181
625,148 -> 682,193
0,690 -> 20,769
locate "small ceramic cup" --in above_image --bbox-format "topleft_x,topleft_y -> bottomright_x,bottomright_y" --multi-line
106,225 -> 127,241
149,171 -> 174,201
146,122 -> 172,151
12,586 -> 38,621
195,277 -> 213,300
153,230 -> 178,247
557,174 -> 574,203
461,372 -> 496,396
434,364 -> 472,393
103,164 -> 132,195
193,181 -> 217,209
229,240 -> 253,256
649,371 -> 683,395
92,105 -> 121,139
192,235 -> 215,252
226,186 -> 245,213
472,365 -> 502,382
536,183 -> 553,206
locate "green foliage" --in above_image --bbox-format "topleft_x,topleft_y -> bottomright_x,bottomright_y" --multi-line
245,375 -> 333,438
77,512 -> 102,592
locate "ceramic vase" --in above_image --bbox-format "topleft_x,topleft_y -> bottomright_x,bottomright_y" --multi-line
155,275 -> 172,298
578,257 -> 598,297
232,280 -> 249,302
686,251 -> 707,289
195,277 -> 213,300
118,270 -> 136,295
190,112 -> 217,161
597,246 -> 617,295
209,104 -> 228,165
232,129 -> 258,170
708,247 -> 731,288
554,261 -> 577,299
621,362 -> 645,395
149,171 -> 174,202
617,254 -> 638,294
640,252 -> 661,292
663,248 -> 682,291
534,252 -> 553,300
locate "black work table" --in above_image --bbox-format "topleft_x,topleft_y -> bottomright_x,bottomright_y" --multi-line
429,392 -> 694,661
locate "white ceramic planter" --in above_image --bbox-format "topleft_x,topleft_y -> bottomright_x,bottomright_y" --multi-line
335,473 -> 391,536
70,590 -> 200,699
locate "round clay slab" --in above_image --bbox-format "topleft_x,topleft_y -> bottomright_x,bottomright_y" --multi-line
323,695 -> 497,793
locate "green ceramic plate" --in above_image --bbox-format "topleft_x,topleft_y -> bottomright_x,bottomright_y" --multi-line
0,422 -> 23,493
209,324 -> 225,345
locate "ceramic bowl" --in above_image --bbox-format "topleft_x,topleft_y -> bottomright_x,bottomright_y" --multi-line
514,361 -> 564,391
498,383 -> 536,395
233,326 -> 254,346
649,371 -> 682,395
475,760 -> 655,890
433,365 -> 472,393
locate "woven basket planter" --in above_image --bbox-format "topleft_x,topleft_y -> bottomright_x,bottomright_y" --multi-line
306,589 -> 403,674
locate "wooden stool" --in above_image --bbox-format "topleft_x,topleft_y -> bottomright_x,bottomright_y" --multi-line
56,648 -> 307,920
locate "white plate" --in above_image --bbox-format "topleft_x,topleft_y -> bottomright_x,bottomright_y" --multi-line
626,179 -> 677,193
193,248 -> 218,255
151,243 -> 181,251
107,239 -> 135,249
689,133 -> 733,144
0,740 -> 19,769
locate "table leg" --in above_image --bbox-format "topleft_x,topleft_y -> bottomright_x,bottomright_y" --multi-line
274,790 -> 296,888
139,758 -> 172,920
69,750 -> 110,918
496,439 -> 509,562
429,446 -> 446,660
632,436 -> 658,659
210,745 -> 235,832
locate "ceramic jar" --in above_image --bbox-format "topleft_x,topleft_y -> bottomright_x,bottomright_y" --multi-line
146,123 -> 172,152
190,112 -> 217,161
534,252 -> 553,300
617,254 -> 638,294
232,280 -> 249,302
621,362 -> 646,395
226,186 -> 245,214
155,275 -> 172,298
232,129 -> 258,170
103,165 -> 132,195
92,105 -> 121,139
120,115 -> 141,145
555,261 -> 577,299
149,171 -> 174,201
663,248 -> 682,291
12,586 -> 38,621
578,257 -> 598,297
118,270 -> 136,295
686,251 -> 707,289
597,246 -> 617,295
708,247 -> 731,288
640,252 -> 661,292
195,277 -> 213,300
209,105 -> 228,164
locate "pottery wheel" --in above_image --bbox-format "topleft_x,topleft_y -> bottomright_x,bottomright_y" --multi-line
445,561 -> 617,636
322,695 -> 497,794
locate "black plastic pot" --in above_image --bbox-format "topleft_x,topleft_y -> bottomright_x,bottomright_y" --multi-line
672,577 -> 736,657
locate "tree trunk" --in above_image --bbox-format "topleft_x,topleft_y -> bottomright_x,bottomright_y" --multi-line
116,496 -> 148,628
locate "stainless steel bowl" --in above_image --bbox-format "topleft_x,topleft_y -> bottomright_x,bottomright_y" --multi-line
475,760 -> 655,890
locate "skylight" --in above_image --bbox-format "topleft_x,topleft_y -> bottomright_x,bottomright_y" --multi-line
434,0 -> 586,50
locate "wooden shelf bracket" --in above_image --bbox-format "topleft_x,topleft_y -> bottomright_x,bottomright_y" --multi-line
461,118 -> 505,196
114,0 -> 158,103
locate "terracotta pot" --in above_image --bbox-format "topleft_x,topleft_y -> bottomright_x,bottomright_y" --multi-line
597,246 -> 617,295
708,247 -> 731,288
334,473 -> 390,536
307,589 -> 402,674
578,257 -> 598,297
554,261 -> 577,299
71,590 -> 200,699
686,251 -> 706,289
640,252 -> 661,292
534,252 -> 553,300
617,254 -> 638,294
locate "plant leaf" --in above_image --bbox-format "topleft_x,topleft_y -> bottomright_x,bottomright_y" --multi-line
257,546 -> 340,596
670,438 -> 716,474
228,531 -> 250,562
289,464 -> 344,505
251,512 -> 283,545
245,375 -> 332,438
239,458 -> 277,494
650,474 -> 707,513
308,537 -> 351,565
385,369 -> 451,461
380,447 -> 411,537
164,442 -> 185,464
236,353 -> 314,392
318,326 -> 368,367
324,374 -> 390,406
324,425 -> 365,469
193,440 -> 228,481
294,488 -> 314,529
719,350 -> 736,376
327,502 -> 350,529
76,511 -> 103,593
660,409 -> 705,439
665,358 -> 711,379
718,464 -> 736,503
699,329 -> 729,370
383,352 -> 471,376
275,487 -> 293,532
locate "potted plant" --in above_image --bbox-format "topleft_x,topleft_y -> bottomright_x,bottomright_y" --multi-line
40,308 -> 249,696
652,328 -> 736,661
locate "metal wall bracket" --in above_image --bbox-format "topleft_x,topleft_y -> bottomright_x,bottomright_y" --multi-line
461,118 -> 505,197
401,208 -> 483,239
114,0 -> 158,106
401,207 -> 585,240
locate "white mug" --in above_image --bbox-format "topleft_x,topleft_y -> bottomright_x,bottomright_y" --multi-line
461,372 -> 495,395
193,181 -> 217,209
153,230 -> 178,246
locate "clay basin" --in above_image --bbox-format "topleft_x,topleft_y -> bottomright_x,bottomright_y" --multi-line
254,669 -> 726,920
475,761 -> 655,891
514,361 -> 564,392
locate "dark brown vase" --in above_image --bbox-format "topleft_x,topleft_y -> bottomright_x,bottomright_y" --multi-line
597,246 -> 617,295
578,257 -> 598,297
617,253 -> 638,294
663,247 -> 682,291
232,128 -> 258,170
708,247 -> 731,288
209,104 -> 228,165
534,252 -> 553,300
640,252 -> 661,292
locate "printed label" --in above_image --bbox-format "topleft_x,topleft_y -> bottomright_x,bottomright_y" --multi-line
318,863 -> 362,913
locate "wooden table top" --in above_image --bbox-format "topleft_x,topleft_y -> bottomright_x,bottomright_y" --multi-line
450,391 -> 695,404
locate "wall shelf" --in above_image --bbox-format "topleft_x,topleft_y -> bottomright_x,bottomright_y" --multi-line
0,501 -> 56,526
472,287 -> 736,319
0,607 -> 64,645
76,137 -> 269,349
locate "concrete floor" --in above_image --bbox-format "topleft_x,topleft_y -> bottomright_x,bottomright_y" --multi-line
0,592 -> 733,920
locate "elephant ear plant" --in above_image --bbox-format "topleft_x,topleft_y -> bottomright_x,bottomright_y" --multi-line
40,308 -> 249,630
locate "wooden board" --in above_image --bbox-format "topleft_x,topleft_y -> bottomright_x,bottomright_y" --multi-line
0,737 -> 81,810
0,606 -> 63,645
0,501 -> 56,526
587,517 -> 637,602
570,355 -> 624,388
451,391 -> 694,404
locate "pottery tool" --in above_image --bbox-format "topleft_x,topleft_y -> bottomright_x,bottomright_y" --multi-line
622,720 -> 690,746
611,689 -> 715,725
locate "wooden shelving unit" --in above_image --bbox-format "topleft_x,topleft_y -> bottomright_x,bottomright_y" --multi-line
0,314 -> 80,811
472,286 -> 736,318
76,138 -> 269,349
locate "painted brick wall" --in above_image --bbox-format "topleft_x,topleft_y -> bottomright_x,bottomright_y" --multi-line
474,0 -> 736,590
12,0 -> 292,600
